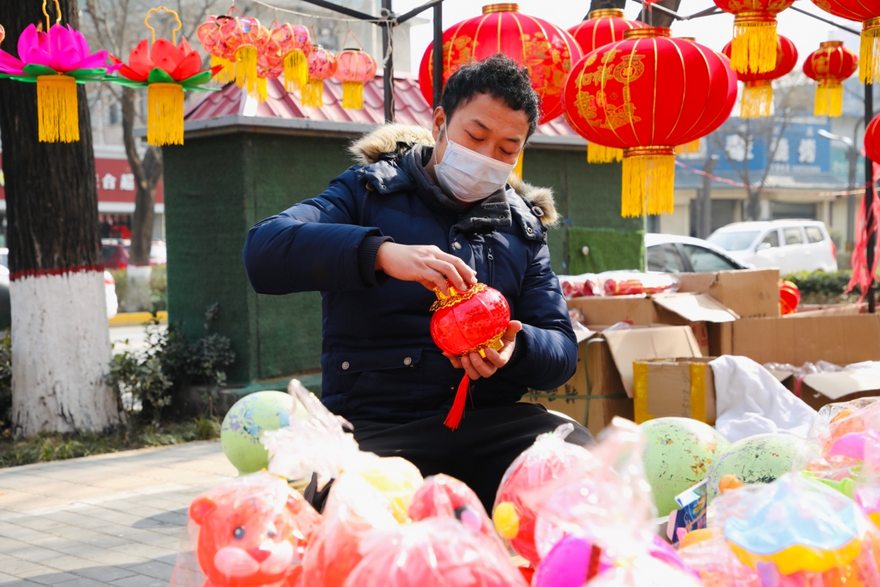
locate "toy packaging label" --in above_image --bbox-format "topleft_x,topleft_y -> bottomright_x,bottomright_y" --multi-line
667,480 -> 708,543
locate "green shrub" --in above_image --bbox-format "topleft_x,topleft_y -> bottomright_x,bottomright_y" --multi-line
108,266 -> 168,313
105,304 -> 235,424
785,270 -> 856,304
0,330 -> 10,433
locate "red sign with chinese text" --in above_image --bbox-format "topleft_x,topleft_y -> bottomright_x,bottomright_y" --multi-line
0,154 -> 164,204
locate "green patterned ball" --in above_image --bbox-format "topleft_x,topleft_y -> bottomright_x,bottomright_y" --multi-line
221,391 -> 300,475
706,433 -> 803,500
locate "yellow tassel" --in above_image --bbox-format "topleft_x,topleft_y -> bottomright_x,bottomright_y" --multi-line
251,77 -> 268,103
621,148 -> 675,218
235,46 -> 258,93
587,142 -> 624,163
675,138 -> 701,155
513,151 -> 524,179
283,51 -> 308,92
732,15 -> 778,74
859,20 -> 880,84
302,78 -> 324,107
815,83 -> 843,117
36,75 -> 79,143
147,83 -> 184,147
211,54 -> 234,85
741,82 -> 773,118
341,81 -> 364,109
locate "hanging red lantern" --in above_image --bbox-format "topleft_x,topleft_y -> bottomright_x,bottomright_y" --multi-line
809,0 -> 880,83
713,0 -> 795,74
333,49 -> 377,109
270,23 -> 312,93
217,16 -> 270,95
417,4 -> 582,125
864,112 -> 880,162
675,38 -> 702,155
567,9 -> 646,163
430,283 -> 511,430
562,28 -> 737,217
302,46 -> 336,108
803,41 -> 858,117
722,35 -> 797,119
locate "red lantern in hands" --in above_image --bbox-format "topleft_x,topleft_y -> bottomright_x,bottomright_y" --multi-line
430,283 -> 511,430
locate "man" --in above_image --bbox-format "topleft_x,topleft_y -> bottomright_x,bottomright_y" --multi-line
243,54 -> 592,512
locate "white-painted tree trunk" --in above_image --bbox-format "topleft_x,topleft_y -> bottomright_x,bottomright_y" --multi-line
124,264 -> 152,312
11,270 -> 119,436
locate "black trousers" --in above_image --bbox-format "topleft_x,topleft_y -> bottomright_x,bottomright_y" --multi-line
349,403 -> 594,514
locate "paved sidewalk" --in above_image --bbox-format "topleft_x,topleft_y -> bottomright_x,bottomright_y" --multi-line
0,441 -> 236,586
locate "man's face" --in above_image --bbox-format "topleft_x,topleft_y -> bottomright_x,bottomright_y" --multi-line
431,93 -> 529,166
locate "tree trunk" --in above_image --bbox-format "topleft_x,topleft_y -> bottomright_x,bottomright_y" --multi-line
121,88 -> 162,312
637,0 -> 683,28
746,190 -> 763,221
0,0 -> 119,436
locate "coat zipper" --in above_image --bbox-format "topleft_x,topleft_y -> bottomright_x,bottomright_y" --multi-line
487,246 -> 494,287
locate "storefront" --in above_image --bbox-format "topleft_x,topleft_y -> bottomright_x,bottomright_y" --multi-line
0,144 -> 164,246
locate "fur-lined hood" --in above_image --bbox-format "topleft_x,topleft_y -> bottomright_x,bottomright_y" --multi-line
348,123 -> 558,227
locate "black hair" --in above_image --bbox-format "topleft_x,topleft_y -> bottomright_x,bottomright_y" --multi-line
440,54 -> 540,138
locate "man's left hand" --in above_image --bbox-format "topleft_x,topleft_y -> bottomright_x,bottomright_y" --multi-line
442,320 -> 523,381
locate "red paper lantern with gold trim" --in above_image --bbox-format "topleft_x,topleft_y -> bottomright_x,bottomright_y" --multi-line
568,8 -> 646,163
722,35 -> 797,119
334,49 -> 378,109
562,28 -> 737,218
417,3 -> 583,125
803,41 -> 858,117
810,0 -> 880,83
430,283 -> 511,430
865,112 -> 880,163
713,0 -> 794,74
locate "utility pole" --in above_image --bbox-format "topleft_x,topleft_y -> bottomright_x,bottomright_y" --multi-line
866,81 -> 876,313
697,155 -> 720,239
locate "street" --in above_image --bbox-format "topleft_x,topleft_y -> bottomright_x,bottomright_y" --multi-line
110,323 -> 166,356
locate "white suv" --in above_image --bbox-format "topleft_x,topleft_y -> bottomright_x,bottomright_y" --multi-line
707,220 -> 838,274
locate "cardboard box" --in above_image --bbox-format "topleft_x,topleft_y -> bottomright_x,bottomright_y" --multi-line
632,358 -> 717,424
677,268 -> 780,319
524,325 -> 701,436
777,367 -> 880,411
569,292 -> 738,356
714,314 -> 880,366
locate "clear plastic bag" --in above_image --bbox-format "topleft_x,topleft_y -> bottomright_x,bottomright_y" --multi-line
342,518 -> 529,587
558,273 -> 602,299
170,471 -> 321,587
598,271 -> 681,296
492,423 -> 597,566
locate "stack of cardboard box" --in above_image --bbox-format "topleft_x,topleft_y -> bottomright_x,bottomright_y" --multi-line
525,269 -> 880,437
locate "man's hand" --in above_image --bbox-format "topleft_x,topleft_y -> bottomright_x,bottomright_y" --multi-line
443,321 -> 523,380
376,242 -> 477,294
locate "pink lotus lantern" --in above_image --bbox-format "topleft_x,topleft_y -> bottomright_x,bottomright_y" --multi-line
303,45 -> 336,107
271,23 -> 312,93
197,15 -> 235,84
0,0 -> 118,143
218,16 -> 269,94
333,48 -> 377,109
109,7 -> 222,146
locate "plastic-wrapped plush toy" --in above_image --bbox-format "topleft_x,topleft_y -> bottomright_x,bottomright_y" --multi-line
527,419 -> 702,585
677,527 -> 761,587
716,472 -> 880,585
341,518 -> 530,587
492,423 -> 596,566
585,555 -> 705,587
807,397 -> 880,454
408,474 -> 507,555
171,471 -> 321,587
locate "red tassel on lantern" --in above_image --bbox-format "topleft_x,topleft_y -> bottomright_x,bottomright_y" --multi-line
430,283 -> 511,430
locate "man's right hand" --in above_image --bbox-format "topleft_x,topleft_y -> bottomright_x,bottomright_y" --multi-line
375,242 -> 477,294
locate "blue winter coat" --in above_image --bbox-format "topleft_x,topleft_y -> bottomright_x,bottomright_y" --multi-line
243,125 -> 577,424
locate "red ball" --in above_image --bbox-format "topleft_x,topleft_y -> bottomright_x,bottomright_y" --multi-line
430,284 -> 510,356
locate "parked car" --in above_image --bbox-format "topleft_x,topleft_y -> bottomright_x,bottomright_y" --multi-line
0,248 -> 117,321
102,239 -> 130,270
707,220 -> 838,274
645,233 -> 751,273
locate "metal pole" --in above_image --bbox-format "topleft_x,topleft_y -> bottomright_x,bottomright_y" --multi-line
432,1 -> 443,109
699,156 -> 719,239
382,0 -> 394,123
846,145 -> 857,252
866,81 -> 875,313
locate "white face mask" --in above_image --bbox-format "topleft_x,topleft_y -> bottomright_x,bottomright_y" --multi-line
433,125 -> 517,203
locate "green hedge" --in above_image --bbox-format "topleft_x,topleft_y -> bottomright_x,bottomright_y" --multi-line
785,270 -> 853,297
